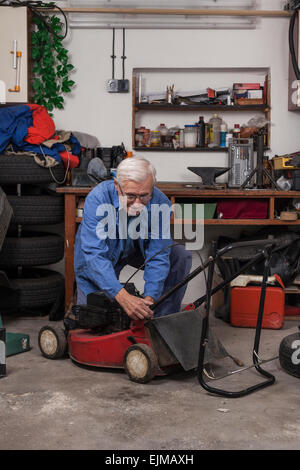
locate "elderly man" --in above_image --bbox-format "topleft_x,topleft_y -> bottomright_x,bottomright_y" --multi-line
74,156 -> 192,320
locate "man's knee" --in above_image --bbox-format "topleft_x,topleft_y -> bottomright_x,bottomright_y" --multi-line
171,244 -> 192,272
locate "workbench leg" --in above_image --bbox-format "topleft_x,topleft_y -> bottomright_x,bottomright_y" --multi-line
64,194 -> 76,311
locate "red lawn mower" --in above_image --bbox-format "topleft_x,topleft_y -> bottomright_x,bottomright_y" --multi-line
38,238 -> 289,397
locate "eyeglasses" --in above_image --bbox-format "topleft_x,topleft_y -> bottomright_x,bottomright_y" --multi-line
118,183 -> 152,203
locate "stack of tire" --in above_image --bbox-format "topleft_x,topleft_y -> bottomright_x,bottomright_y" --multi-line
0,154 -> 66,320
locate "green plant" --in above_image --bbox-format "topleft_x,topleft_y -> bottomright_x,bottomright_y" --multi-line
32,13 -> 75,112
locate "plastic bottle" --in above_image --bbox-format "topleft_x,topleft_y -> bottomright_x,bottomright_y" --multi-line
220,123 -> 227,148
197,116 -> 205,148
209,114 -> 222,147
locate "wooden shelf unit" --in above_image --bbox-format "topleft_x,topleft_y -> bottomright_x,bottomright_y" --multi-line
132,70 -> 271,151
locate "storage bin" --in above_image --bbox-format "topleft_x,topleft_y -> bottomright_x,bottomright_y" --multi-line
175,203 -> 217,220
230,286 -> 285,330
217,199 -> 268,219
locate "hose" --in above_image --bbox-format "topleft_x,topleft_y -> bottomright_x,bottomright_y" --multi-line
289,9 -> 300,80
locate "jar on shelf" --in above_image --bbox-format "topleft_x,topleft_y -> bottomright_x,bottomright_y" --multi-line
157,124 -> 169,147
184,125 -> 198,148
143,128 -> 151,147
136,126 -> 150,147
150,130 -> 161,147
135,130 -> 144,147
169,126 -> 180,148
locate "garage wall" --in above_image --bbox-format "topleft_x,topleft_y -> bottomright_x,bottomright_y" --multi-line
52,0 -> 300,183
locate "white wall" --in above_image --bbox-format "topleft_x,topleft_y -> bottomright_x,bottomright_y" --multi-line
52,0 -> 300,183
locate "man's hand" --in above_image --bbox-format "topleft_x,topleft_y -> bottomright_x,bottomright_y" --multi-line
144,296 -> 155,306
115,288 -> 154,321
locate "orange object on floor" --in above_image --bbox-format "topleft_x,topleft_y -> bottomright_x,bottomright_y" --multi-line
230,286 -> 285,330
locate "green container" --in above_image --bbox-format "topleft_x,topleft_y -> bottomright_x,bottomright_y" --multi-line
5,332 -> 30,357
0,316 -> 30,357
204,203 -> 217,219
175,203 -> 216,220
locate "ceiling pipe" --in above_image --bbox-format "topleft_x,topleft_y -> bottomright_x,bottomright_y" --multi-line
40,8 -> 292,17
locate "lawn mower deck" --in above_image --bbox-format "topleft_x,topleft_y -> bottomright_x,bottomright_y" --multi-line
39,317 -> 176,383
68,321 -> 150,369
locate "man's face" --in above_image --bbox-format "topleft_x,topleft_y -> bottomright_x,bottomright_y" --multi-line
114,175 -> 154,216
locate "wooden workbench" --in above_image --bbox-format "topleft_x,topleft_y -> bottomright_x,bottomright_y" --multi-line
57,183 -> 300,309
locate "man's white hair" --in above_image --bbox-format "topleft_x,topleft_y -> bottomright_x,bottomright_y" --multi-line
116,156 -> 157,185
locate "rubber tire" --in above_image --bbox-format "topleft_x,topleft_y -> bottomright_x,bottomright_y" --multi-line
0,231 -> 64,267
0,268 -> 64,311
0,154 -> 65,185
8,195 -> 64,225
124,343 -> 158,384
279,332 -> 300,379
38,323 -> 68,359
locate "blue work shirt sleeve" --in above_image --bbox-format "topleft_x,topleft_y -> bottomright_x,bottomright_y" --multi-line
78,190 -> 123,299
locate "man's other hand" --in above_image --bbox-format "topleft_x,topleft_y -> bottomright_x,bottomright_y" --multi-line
115,288 -> 154,321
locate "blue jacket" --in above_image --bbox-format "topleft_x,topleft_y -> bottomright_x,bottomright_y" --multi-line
0,105 -> 33,152
74,180 -> 172,300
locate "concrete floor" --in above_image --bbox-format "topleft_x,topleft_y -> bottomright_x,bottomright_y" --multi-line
0,312 -> 300,451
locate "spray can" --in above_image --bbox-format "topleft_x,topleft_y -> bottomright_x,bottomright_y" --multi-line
226,133 -> 233,148
220,123 -> 227,148
233,124 -> 241,141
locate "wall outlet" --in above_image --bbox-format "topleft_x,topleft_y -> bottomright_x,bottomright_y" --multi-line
107,79 -> 129,93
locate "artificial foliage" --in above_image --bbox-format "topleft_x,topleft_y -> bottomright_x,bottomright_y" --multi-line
31,13 -> 75,112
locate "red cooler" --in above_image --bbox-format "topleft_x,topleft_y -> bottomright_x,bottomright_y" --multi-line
230,286 -> 285,329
